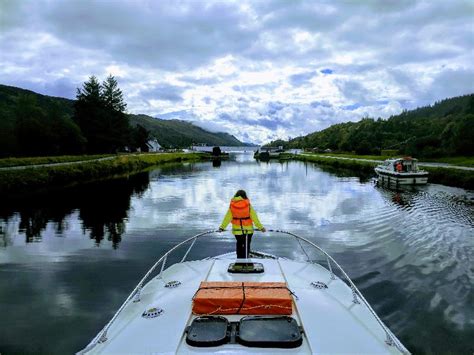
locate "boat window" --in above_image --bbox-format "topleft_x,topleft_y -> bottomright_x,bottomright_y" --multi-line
228,262 -> 264,273
186,316 -> 230,347
237,316 -> 303,348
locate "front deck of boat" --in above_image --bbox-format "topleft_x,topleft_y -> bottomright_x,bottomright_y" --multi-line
86,253 -> 401,354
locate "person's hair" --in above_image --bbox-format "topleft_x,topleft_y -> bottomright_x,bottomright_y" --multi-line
234,189 -> 248,199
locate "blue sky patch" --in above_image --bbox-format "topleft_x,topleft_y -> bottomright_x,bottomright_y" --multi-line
310,101 -> 331,108
342,103 -> 362,110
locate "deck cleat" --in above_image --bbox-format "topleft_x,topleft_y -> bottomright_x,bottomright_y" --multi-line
164,280 -> 181,288
142,307 -> 164,319
310,281 -> 328,289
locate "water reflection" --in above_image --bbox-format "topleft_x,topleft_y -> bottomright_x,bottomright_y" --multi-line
0,172 -> 149,248
0,156 -> 473,354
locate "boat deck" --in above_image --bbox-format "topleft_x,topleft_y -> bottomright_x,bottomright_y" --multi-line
85,254 -> 401,354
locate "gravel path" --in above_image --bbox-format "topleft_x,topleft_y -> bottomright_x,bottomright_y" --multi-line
0,156 -> 119,171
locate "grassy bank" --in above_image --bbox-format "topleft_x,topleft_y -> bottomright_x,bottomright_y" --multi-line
308,152 -> 474,167
294,154 -> 474,189
0,152 -> 207,194
421,156 -> 474,167
0,154 -> 114,168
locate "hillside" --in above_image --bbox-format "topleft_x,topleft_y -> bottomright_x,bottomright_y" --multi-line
268,94 -> 474,158
0,84 -> 245,156
0,85 -> 77,155
128,114 -> 243,147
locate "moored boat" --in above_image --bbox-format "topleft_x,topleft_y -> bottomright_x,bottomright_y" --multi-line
375,157 -> 428,185
254,146 -> 286,160
79,230 -> 409,354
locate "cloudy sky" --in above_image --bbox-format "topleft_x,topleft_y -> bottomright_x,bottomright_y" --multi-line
1,0 -> 473,144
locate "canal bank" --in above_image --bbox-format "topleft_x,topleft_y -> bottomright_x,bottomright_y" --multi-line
0,152 -> 208,194
292,154 -> 474,189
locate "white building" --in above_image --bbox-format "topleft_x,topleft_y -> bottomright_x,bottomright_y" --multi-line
146,138 -> 162,152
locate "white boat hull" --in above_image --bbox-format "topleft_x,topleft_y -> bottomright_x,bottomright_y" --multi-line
80,252 -> 408,354
375,168 -> 428,185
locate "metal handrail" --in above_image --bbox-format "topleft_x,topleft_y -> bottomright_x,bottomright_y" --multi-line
266,229 -> 408,354
80,229 -> 408,354
79,229 -> 218,354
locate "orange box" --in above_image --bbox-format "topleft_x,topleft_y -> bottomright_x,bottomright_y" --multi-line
192,281 -> 292,315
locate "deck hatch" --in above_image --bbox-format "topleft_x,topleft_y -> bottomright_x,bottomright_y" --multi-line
186,316 -> 230,347
228,262 -> 264,273
237,316 -> 303,348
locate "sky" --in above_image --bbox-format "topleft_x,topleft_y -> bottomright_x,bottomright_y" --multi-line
1,0 -> 473,144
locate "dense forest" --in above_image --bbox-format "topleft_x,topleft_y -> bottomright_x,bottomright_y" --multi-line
0,81 -> 245,157
267,94 -> 474,158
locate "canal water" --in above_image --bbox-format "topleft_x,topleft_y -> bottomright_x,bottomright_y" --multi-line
0,153 -> 473,354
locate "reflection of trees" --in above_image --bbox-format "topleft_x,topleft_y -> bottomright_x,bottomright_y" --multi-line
18,209 -> 51,243
0,198 -> 72,243
0,223 -> 11,247
0,172 -> 149,247
78,178 -> 131,248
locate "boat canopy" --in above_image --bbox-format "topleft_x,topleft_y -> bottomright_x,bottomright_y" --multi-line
379,157 -> 421,173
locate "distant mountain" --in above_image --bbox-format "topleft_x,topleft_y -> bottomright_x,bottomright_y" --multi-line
0,84 -> 247,156
128,114 -> 245,148
265,94 -> 474,158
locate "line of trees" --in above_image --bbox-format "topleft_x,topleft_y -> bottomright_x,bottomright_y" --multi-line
74,75 -> 150,153
267,94 -> 474,158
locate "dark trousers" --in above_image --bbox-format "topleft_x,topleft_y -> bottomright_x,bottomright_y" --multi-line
235,233 -> 253,259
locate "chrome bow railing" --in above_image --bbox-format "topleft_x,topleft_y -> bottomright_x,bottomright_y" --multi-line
266,229 -> 408,354
80,229 -> 408,354
79,229 -> 218,354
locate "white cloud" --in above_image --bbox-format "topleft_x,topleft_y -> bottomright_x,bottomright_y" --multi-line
0,0 -> 473,144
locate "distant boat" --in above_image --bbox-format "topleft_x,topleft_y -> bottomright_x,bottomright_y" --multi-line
375,157 -> 429,185
254,146 -> 287,160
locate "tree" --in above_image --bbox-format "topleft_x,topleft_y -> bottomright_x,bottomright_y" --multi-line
76,75 -> 101,105
102,75 -> 127,112
101,75 -> 130,151
15,95 -> 48,156
74,76 -> 105,152
453,114 -> 474,155
74,75 -> 131,153
131,124 -> 150,152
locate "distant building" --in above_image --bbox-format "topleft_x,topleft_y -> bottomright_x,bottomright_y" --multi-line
146,138 -> 162,152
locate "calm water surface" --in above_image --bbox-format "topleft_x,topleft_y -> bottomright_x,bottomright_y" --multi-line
0,153 -> 473,354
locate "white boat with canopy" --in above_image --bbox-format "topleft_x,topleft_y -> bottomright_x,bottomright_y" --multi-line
78,230 -> 409,354
375,157 -> 428,185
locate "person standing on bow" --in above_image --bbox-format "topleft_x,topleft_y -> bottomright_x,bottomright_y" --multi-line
218,190 -> 266,259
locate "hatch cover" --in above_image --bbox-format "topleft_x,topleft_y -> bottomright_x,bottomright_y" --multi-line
237,316 -> 303,348
186,316 -> 230,347
186,316 -> 302,348
228,262 -> 264,273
